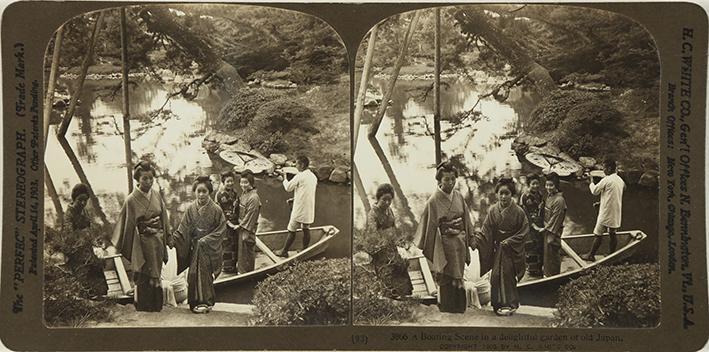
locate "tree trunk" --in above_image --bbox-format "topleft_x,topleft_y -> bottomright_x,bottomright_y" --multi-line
57,12 -> 104,138
45,165 -> 64,225
353,165 -> 371,214
354,24 -> 378,153
455,9 -> 556,94
138,7 -> 245,93
433,8 -> 442,165
120,8 -> 134,193
368,11 -> 421,138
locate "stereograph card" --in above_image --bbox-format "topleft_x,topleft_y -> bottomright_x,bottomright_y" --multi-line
0,1 -> 707,351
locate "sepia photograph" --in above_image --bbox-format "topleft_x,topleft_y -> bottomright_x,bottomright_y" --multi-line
41,4 -> 351,327
352,4 -> 660,328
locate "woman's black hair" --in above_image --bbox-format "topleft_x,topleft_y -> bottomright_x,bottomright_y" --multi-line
526,173 -> 541,185
375,183 -> 395,200
132,160 -> 156,181
495,177 -> 517,196
435,161 -> 458,182
546,172 -> 561,190
221,170 -> 236,182
192,175 -> 214,194
240,170 -> 256,187
71,183 -> 90,201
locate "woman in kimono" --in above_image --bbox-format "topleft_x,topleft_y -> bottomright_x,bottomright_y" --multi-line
475,177 -> 529,316
519,173 -> 544,277
416,162 -> 474,313
533,172 -> 566,277
214,171 -> 239,273
111,161 -> 170,312
62,183 -> 107,297
365,183 -> 412,298
234,171 -> 261,274
169,176 -> 227,313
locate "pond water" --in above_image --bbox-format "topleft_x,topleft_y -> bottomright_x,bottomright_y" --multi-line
45,80 -> 351,304
354,77 -> 659,265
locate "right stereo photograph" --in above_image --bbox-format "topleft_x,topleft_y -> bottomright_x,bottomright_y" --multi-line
352,4 -> 660,328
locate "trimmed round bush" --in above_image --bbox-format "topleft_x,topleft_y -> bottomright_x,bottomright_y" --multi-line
245,98 -> 314,155
251,258 -> 350,325
353,263 -> 415,325
554,263 -> 660,328
217,88 -> 283,129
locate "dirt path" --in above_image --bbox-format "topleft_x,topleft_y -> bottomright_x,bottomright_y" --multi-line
396,304 -> 555,327
90,303 -> 255,327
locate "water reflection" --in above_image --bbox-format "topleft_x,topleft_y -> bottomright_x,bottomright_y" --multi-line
355,77 -> 658,262
45,80 -> 351,262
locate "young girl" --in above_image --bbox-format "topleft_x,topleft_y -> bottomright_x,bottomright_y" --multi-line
170,176 -> 226,313
519,173 -> 544,276
534,172 -> 566,277
214,171 -> 239,273
233,171 -> 261,274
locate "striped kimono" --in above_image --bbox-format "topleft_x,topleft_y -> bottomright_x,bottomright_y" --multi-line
173,198 -> 226,309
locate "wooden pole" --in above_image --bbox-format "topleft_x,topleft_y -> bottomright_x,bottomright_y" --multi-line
43,27 -> 65,222
120,8 -> 134,192
368,137 -> 417,228
368,11 -> 421,138
352,164 -> 371,213
57,11 -> 104,138
58,136 -> 110,226
43,27 -> 63,150
353,24 -> 378,153
433,8 -> 442,165
45,165 -> 64,225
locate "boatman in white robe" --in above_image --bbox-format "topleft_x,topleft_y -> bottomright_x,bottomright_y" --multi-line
581,157 -> 625,261
277,155 -> 318,257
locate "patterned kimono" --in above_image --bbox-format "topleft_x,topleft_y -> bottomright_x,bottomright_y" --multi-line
214,186 -> 239,273
542,192 -> 566,276
416,188 -> 474,313
520,190 -> 544,276
63,203 -> 107,297
111,187 -> 170,312
475,202 -> 529,312
237,189 -> 261,274
365,206 -> 412,298
173,198 -> 227,309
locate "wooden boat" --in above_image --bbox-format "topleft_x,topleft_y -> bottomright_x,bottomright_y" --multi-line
518,230 -> 647,305
215,225 -> 340,287
405,230 -> 646,306
219,149 -> 275,174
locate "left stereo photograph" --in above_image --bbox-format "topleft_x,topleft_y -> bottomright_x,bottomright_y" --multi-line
42,4 -> 351,327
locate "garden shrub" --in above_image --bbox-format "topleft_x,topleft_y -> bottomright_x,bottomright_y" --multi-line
217,88 -> 283,130
554,263 -> 660,328
251,258 -> 350,325
552,102 -> 625,157
43,226 -> 114,327
353,263 -> 415,325
245,98 -> 315,155
527,90 -> 600,133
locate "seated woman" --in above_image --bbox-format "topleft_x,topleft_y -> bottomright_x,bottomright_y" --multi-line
233,171 -> 261,274
112,161 -> 171,312
475,177 -> 529,316
170,176 -> 227,314
365,183 -> 412,298
62,183 -> 107,298
416,162 -> 475,313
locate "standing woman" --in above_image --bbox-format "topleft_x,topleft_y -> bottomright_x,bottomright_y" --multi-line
234,171 -> 261,274
112,161 -> 170,312
533,172 -> 566,277
365,183 -> 412,298
170,176 -> 227,313
474,177 -> 529,316
214,171 -> 239,273
416,162 -> 474,313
